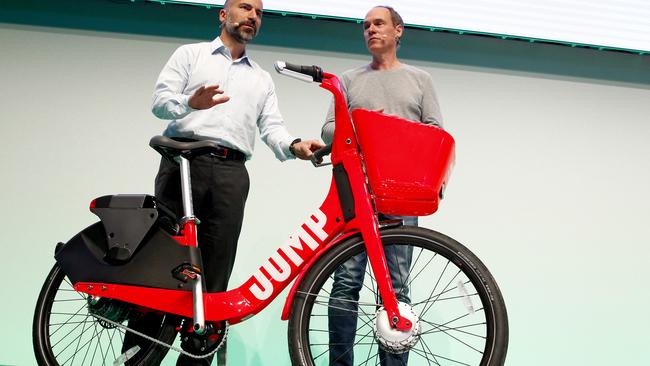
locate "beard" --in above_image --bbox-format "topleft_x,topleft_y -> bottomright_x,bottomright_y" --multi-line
225,18 -> 257,44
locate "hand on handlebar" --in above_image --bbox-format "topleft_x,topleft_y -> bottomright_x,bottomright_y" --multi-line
189,85 -> 230,110
292,139 -> 326,160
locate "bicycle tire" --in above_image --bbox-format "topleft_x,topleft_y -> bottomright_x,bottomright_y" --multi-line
288,225 -> 508,366
33,263 -> 177,366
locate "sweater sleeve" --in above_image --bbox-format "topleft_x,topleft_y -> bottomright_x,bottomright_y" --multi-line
420,72 -> 444,128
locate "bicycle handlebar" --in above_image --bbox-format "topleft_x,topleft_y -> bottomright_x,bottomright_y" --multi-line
275,61 -> 347,168
310,144 -> 332,167
274,61 -> 323,83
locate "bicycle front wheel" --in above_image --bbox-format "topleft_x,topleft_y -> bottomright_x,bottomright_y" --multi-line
32,263 -> 178,366
288,225 -> 508,366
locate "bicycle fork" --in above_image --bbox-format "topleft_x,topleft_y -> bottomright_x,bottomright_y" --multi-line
339,151 -> 414,332
178,155 -> 207,335
358,205 -> 413,332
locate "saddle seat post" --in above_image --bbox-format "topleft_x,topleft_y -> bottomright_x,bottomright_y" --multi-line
178,155 -> 207,335
179,156 -> 198,224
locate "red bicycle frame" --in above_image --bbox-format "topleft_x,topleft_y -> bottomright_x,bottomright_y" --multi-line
74,71 -> 413,332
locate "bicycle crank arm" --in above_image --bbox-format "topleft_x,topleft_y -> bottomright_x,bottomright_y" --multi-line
175,266 -> 207,334
191,273 -> 206,334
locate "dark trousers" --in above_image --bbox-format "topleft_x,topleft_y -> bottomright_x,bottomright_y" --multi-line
327,216 -> 416,366
123,154 -> 249,365
155,154 -> 249,293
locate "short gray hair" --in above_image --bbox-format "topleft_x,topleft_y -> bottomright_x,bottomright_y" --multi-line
376,6 -> 403,28
375,6 -> 404,45
220,0 -> 231,29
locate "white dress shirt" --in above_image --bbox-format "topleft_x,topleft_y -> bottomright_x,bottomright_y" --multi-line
152,37 -> 295,161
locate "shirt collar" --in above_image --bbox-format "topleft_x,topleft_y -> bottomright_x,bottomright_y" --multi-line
210,36 -> 252,67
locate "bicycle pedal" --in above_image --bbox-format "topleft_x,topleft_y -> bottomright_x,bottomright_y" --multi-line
172,263 -> 202,283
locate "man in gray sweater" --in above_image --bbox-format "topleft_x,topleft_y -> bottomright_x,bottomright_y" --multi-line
321,6 -> 443,366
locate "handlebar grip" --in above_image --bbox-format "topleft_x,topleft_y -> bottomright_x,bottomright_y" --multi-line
311,144 -> 332,166
274,61 -> 323,82
284,63 -> 323,82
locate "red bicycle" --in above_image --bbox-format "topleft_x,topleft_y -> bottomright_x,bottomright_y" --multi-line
33,62 -> 508,365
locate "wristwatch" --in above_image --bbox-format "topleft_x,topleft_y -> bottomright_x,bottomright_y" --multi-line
289,138 -> 302,156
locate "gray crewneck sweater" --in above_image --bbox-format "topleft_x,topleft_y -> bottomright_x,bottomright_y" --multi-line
322,63 -> 443,143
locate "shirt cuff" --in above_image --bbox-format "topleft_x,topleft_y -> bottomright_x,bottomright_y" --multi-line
283,137 -> 297,160
183,94 -> 196,112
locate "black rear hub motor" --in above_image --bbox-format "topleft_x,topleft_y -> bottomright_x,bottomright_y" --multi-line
87,296 -> 131,328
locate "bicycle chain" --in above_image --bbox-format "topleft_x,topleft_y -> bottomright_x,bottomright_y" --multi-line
89,313 -> 228,360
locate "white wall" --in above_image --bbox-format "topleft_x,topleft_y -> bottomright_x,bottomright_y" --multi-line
1,23 -> 649,365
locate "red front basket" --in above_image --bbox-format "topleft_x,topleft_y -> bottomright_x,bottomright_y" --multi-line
352,109 -> 455,216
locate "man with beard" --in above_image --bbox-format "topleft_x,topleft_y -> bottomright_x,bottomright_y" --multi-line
123,0 -> 324,365
321,6 -> 443,366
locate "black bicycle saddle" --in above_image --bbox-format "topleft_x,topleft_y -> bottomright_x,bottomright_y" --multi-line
149,135 -> 222,162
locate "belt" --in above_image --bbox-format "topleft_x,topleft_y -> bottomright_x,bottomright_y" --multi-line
208,146 -> 246,161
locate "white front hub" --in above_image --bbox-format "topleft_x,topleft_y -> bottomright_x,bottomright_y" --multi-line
373,302 -> 421,354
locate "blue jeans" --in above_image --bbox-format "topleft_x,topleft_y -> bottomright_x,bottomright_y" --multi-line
328,216 -> 416,366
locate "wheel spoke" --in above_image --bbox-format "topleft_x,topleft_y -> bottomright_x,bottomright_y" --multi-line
388,245 -> 408,303
363,262 -> 379,304
89,322 -> 103,365
63,278 -> 87,301
50,307 -> 93,349
426,307 -> 484,332
326,327 -> 375,364
366,263 -> 378,301
80,319 -> 96,366
420,319 -> 487,339
49,302 -> 89,337
60,317 -> 100,365
56,320 -> 91,364
334,253 -> 378,298
362,333 -> 375,366
404,248 -> 437,292
419,339 -> 446,366
104,327 -> 119,364
308,328 -> 376,339
411,280 -> 474,307
416,259 -> 449,314
423,318 -> 484,355
70,314 -> 90,366
420,268 -> 461,319
420,339 -> 473,366
299,291 -> 381,307
313,300 -> 374,319
412,341 -> 438,365
49,320 -> 98,326
431,291 -> 480,303
314,300 -> 376,333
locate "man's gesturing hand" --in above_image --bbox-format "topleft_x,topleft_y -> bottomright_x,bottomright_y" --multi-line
292,139 -> 326,160
189,85 -> 230,110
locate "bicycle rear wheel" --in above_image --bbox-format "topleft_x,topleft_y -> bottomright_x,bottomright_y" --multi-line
33,263 -> 177,366
288,226 -> 508,366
